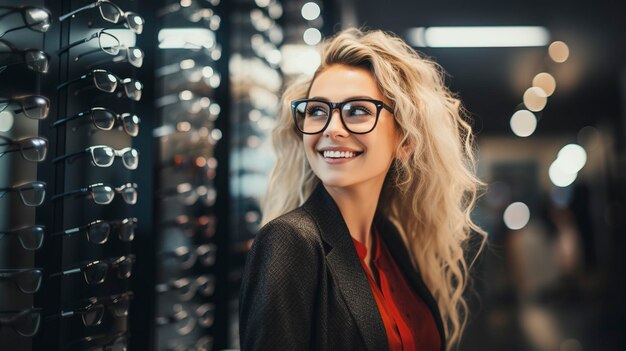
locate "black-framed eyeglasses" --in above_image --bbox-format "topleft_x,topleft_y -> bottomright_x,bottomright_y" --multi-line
0,308 -> 42,337
0,39 -> 49,74
159,243 -> 217,270
162,214 -> 217,238
57,69 -> 143,101
51,182 -> 137,205
59,0 -> 144,34
48,291 -> 134,327
57,29 -> 121,57
0,225 -> 45,250
156,304 -> 196,336
54,145 -> 139,170
53,217 -> 137,244
64,331 -> 130,351
291,98 -> 394,135
0,95 -> 50,119
49,255 -> 136,285
0,135 -> 47,162
80,45 -> 144,68
0,268 -> 43,293
0,181 -> 46,206
0,6 -> 51,38
156,274 -> 215,302
161,182 -> 216,206
53,107 -> 140,136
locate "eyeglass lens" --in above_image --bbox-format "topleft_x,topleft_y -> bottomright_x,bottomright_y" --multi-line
93,70 -> 118,92
0,269 -> 42,293
0,309 -> 41,336
91,184 -> 115,204
25,8 -> 50,32
24,50 -> 48,73
83,262 -> 109,284
16,182 -> 46,206
294,99 -> 379,134
3,225 -> 45,250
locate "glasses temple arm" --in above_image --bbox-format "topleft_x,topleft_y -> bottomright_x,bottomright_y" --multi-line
57,74 -> 88,90
50,188 -> 85,201
58,2 -> 99,22
52,149 -> 84,164
58,34 -> 96,56
52,110 -> 89,127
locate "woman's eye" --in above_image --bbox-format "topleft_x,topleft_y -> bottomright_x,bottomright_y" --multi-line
347,107 -> 372,116
307,107 -> 328,117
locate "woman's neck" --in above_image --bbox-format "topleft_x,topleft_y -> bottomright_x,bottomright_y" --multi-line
324,180 -> 384,255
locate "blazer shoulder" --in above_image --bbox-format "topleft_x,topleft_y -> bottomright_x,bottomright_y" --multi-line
257,207 -> 321,248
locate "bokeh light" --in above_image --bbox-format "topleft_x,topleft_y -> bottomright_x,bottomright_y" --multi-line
532,72 -> 556,96
523,86 -> 548,112
503,202 -> 531,230
510,110 -> 537,137
549,41 -> 569,63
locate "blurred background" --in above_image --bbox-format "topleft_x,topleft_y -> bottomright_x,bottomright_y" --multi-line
0,0 -> 624,350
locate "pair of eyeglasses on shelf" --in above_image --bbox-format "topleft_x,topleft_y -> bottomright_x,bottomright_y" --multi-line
0,181 -> 46,206
47,291 -> 133,327
57,69 -> 142,101
0,135 -> 47,162
162,214 -> 216,238
0,225 -> 45,250
0,268 -> 43,293
52,182 -> 137,205
53,217 -> 136,244
155,303 -> 214,335
159,243 -> 217,270
54,145 -> 139,170
156,274 -> 215,302
0,40 -> 49,74
0,308 -> 42,337
49,255 -> 135,285
161,182 -> 216,207
53,107 -> 140,136
159,154 -> 218,170
167,335 -> 213,351
0,6 -> 51,38
59,0 -> 144,34
155,91 -> 216,114
84,45 -> 144,69
0,95 -> 49,119
64,331 -> 129,351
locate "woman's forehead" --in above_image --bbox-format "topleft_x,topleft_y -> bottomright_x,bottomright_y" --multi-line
308,65 -> 383,101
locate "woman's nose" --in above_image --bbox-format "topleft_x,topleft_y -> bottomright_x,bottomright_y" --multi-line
323,109 -> 349,137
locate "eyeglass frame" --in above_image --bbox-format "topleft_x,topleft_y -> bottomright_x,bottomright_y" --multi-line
0,39 -> 50,74
80,45 -> 144,68
53,145 -> 139,170
58,0 -> 144,34
0,181 -> 46,206
52,107 -> 140,136
0,95 -> 50,119
57,69 -> 143,101
48,291 -> 134,326
0,225 -> 45,250
290,98 -> 394,135
0,308 -> 43,337
57,29 -> 121,57
52,217 -> 137,244
0,135 -> 48,162
0,268 -> 43,293
0,6 -> 51,38
51,182 -> 138,205
49,255 -> 136,284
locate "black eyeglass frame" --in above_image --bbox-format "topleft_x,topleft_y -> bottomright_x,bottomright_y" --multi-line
56,69 -> 143,101
57,29 -> 121,57
0,39 -> 50,74
52,107 -> 140,136
58,0 -> 144,34
0,268 -> 43,293
0,308 -> 43,337
0,95 -> 50,119
0,181 -> 46,206
53,145 -> 139,170
51,182 -> 137,205
0,6 -> 51,38
49,255 -> 136,284
0,225 -> 45,250
290,98 -> 394,135
52,217 -> 137,244
0,135 -> 48,162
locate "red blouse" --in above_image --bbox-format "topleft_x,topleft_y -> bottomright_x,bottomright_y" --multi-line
351,227 -> 441,351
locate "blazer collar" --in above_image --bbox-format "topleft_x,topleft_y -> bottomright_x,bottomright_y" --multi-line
303,182 -> 446,351
303,182 -> 388,351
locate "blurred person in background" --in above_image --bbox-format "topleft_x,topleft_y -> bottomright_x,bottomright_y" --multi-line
239,28 -> 487,351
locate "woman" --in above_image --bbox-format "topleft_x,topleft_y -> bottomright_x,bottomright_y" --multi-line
239,28 -> 487,351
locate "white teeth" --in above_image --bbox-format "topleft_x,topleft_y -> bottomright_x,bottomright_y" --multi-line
322,150 -> 358,158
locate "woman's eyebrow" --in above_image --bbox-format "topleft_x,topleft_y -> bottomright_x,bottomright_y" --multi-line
308,95 -> 377,101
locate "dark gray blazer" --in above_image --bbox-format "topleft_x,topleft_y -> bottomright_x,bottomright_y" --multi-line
239,183 -> 446,351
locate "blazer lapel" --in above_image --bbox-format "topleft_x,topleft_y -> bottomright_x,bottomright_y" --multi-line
303,183 -> 388,351
374,211 -> 447,351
